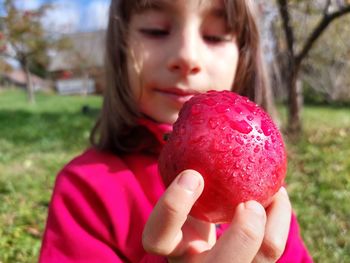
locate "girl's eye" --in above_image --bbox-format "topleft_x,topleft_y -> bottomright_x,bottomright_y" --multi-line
139,28 -> 169,38
204,35 -> 231,44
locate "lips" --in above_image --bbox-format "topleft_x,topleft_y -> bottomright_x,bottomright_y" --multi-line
156,87 -> 199,96
155,87 -> 199,105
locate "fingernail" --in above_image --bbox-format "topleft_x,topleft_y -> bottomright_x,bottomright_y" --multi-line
177,171 -> 200,192
279,187 -> 288,195
244,201 -> 265,216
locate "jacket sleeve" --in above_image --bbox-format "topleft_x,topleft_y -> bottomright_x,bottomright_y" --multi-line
39,149 -> 168,263
39,167 -> 128,263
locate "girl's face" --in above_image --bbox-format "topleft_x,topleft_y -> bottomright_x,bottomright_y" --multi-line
127,0 -> 239,124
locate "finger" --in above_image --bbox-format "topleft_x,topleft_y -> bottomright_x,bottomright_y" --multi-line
206,200 -> 267,263
253,187 -> 292,262
142,170 -> 204,257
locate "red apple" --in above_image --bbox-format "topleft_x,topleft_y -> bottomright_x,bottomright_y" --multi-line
158,90 -> 287,223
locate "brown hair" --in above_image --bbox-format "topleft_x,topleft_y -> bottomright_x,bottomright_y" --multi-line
90,0 -> 272,154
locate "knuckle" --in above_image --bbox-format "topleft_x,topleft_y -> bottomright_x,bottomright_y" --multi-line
162,194 -> 186,216
142,233 -> 172,255
261,236 -> 285,261
238,222 -> 264,244
162,192 -> 193,221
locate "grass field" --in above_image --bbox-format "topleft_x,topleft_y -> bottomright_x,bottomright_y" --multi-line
0,89 -> 349,262
0,89 -> 101,262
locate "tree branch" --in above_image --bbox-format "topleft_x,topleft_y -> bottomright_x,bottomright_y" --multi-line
323,0 -> 331,15
295,5 -> 350,66
277,0 -> 295,57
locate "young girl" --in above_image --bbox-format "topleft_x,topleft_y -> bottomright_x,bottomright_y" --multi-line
40,0 -> 313,262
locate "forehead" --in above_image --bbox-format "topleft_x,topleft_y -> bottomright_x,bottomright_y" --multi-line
124,0 -> 247,34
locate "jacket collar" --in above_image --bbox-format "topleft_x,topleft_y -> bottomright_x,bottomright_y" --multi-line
137,117 -> 173,150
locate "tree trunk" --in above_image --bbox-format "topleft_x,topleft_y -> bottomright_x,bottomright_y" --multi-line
82,70 -> 89,97
24,63 -> 35,104
287,65 -> 303,135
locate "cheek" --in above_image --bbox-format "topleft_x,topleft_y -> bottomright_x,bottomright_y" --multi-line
211,46 -> 239,88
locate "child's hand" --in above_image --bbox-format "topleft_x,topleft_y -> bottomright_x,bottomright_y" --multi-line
143,170 -> 292,262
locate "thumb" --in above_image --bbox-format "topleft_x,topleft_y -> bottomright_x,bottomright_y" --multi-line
208,201 -> 267,262
143,170 -> 204,256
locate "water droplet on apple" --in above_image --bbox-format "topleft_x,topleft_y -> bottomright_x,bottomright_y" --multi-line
208,118 -> 219,129
233,147 -> 243,157
248,156 -> 255,163
234,107 -> 243,115
215,104 -> 230,113
235,135 -> 244,145
261,119 -> 272,136
254,146 -> 260,153
211,140 -> 223,152
226,133 -> 234,143
264,141 -> 271,150
191,104 -> 202,115
234,162 -> 241,169
202,97 -> 217,106
230,172 -> 238,179
230,120 -> 253,134
190,135 -> 205,144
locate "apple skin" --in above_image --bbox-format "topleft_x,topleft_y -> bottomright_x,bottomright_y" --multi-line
158,90 -> 287,223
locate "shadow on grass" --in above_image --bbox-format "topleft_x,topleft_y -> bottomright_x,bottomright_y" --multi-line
0,107 -> 100,152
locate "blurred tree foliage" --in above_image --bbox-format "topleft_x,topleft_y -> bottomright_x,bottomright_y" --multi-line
270,0 -> 350,136
302,15 -> 350,103
0,0 -> 70,103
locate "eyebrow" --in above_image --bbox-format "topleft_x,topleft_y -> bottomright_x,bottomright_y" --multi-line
136,0 -> 174,13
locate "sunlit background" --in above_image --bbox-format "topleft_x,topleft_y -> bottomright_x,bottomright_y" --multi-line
12,0 -> 109,33
0,1 -> 349,262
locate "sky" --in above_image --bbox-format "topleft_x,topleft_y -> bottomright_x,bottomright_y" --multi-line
0,0 -> 109,68
13,0 -> 110,33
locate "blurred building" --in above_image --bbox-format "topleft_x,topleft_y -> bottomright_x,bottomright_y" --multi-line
48,30 -> 106,95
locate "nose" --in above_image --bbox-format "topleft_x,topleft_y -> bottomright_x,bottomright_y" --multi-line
167,29 -> 202,76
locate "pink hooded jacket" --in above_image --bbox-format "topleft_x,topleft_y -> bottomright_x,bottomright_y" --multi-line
40,118 -> 313,262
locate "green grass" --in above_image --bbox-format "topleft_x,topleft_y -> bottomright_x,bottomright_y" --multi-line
0,89 -> 349,262
0,89 -> 102,263
283,106 -> 350,262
